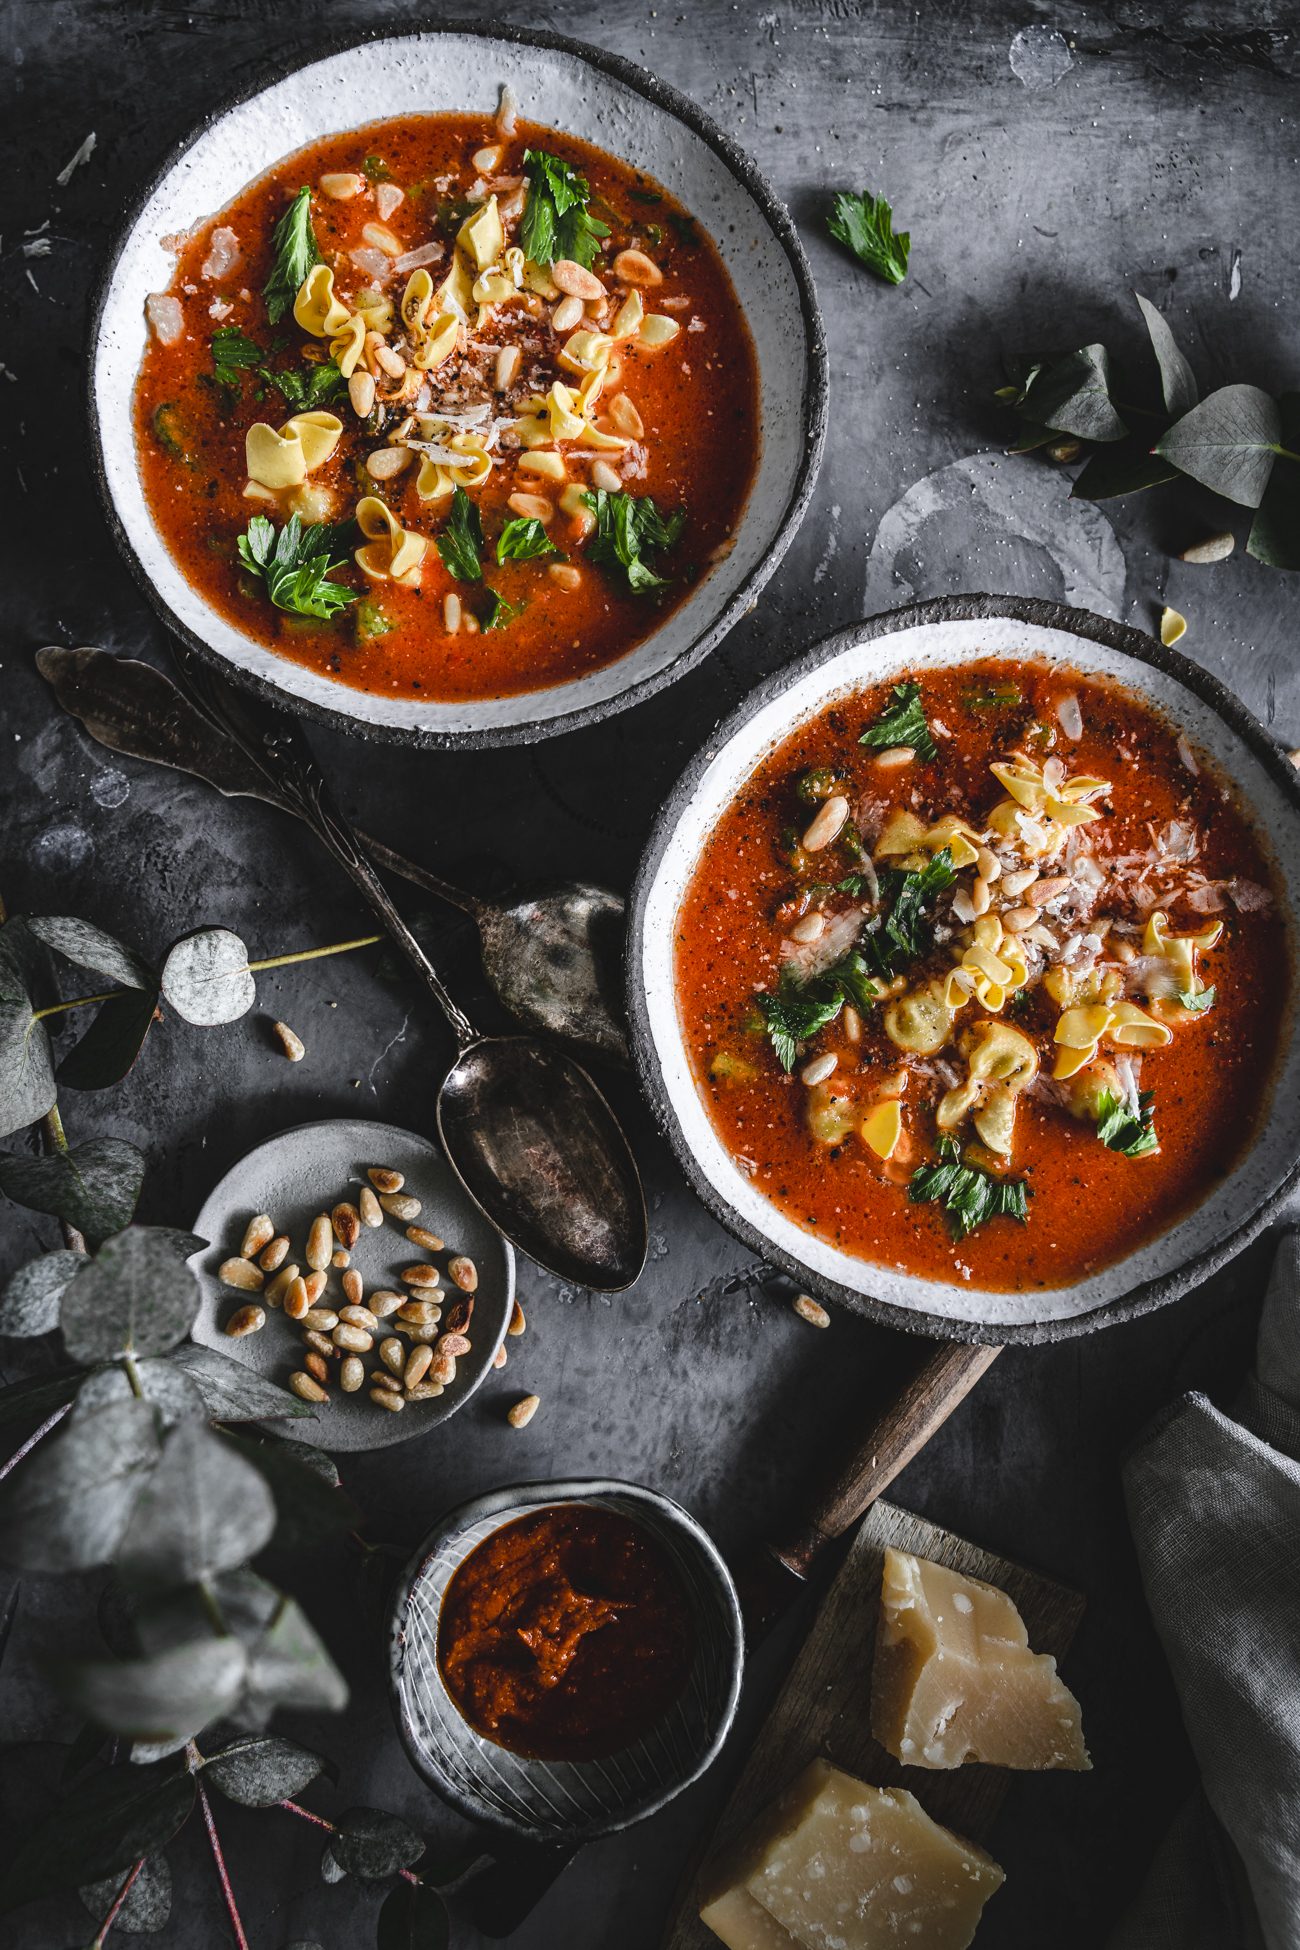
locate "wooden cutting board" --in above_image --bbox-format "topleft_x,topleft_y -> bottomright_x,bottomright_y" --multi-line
660,1500 -> 1086,1948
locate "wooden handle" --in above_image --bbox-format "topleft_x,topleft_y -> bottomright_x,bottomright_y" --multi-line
767,1340 -> 1001,1579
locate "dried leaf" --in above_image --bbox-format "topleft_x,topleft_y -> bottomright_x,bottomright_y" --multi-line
53,1638 -> 248,1741
0,1136 -> 145,1244
0,1248 -> 84,1338
160,928 -> 256,1027
203,1732 -> 331,1807
80,1850 -> 173,1934
118,1422 -> 275,1586
1134,293 -> 1198,418
1020,344 -> 1128,443
167,1342 -> 311,1422
0,923 -> 55,1140
58,988 -> 160,1091
60,1226 -> 202,1363
0,1398 -> 160,1573
0,1761 -> 195,1912
26,916 -> 154,992
1155,383 -> 1281,508
328,1806 -> 425,1883
378,1880 -> 451,1950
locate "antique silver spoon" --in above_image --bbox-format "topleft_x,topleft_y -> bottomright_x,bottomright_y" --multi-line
176,652 -> 646,1291
36,646 -> 628,1062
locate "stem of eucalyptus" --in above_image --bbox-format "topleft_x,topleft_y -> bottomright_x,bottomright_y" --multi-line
277,1799 -> 421,1885
0,1403 -> 71,1483
195,1773 -> 251,1950
31,933 -> 384,1022
91,1858 -> 145,1948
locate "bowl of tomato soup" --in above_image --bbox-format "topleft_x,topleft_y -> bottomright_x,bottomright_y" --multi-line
91,27 -> 824,746
629,596 -> 1300,1343
389,1479 -> 743,1840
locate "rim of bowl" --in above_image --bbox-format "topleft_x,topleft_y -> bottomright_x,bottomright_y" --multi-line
387,1475 -> 745,1839
626,592 -> 1300,1348
86,19 -> 829,751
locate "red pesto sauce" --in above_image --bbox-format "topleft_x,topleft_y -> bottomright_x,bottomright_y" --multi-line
132,114 -> 759,704
437,1505 -> 695,1761
674,661 -> 1291,1290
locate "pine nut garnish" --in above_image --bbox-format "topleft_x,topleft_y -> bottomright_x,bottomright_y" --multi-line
872,746 -> 915,770
304,1351 -> 330,1386
264,1264 -> 299,1307
552,258 -> 605,300
495,345 -> 521,390
800,795 -> 849,853
406,1224 -> 444,1251
590,459 -> 622,494
443,1296 -> 475,1335
397,1299 -> 440,1325
302,1329 -> 337,1360
219,1257 -> 264,1292
396,1321 -> 438,1344
320,171 -> 366,201
348,369 -> 376,418
508,491 -> 553,522
1001,906 -> 1037,933
259,1234 -> 290,1271
431,1352 -> 458,1386
368,1165 -> 404,1194
843,1006 -> 862,1044
800,1053 -> 838,1087
1180,531 -> 1235,564
379,1192 -> 421,1221
976,846 -> 1001,883
290,1371 -> 328,1403
365,443 -> 411,480
369,1388 -> 404,1412
549,564 -> 581,591
400,1264 -> 441,1289
306,1215 -> 332,1271
612,247 -> 663,286
331,1249 -> 349,1270
333,1323 -> 374,1353
273,1020 -> 305,1061
240,1214 -> 274,1259
225,1305 -> 265,1337
379,1338 -> 405,1375
552,293 -> 584,333
607,392 -> 644,438
339,1305 -> 379,1332
301,1307 -> 339,1332
371,1368 -> 402,1392
790,912 -> 826,944
303,1270 -> 328,1304
404,1345 -> 434,1389
473,143 -> 503,173
507,1393 -> 540,1429
436,1332 -> 472,1359
448,1255 -> 478,1293
369,1289 -> 404,1318
793,1294 -> 831,1329
283,1277 -> 310,1322
1001,868 -> 1039,898
332,1201 -> 361,1249
493,1345 -> 508,1369
359,1186 -> 383,1228
342,1268 -> 364,1307
970,875 -> 991,916
407,1381 -> 446,1402
340,1356 -> 364,1393
508,1300 -> 526,1337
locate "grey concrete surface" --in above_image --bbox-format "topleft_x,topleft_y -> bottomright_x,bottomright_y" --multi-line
2,2 -> 1298,1945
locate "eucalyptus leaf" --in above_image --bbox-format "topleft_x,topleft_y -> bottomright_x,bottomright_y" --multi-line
0,1398 -> 160,1573
221,1430 -> 356,1550
0,1136 -> 145,1244
203,1732 -> 331,1807
80,1850 -> 172,1934
129,1735 -> 192,1764
0,925 -> 55,1139
74,1357 -> 207,1429
0,1761 -> 195,1913
61,1226 -> 201,1363
26,917 -> 154,992
328,1806 -> 425,1882
1155,383 -> 1282,508
0,1248 -> 84,1337
58,988 -> 160,1091
134,1565 -> 276,1657
1134,293 -> 1198,417
118,1422 -> 276,1587
167,1343 -> 311,1422
1006,421 -> 1054,454
1071,442 -> 1179,501
245,1594 -> 348,1716
378,1880 -> 450,1950
1021,344 -> 1128,443
160,929 -> 256,1027
52,1637 -> 247,1741
1248,392 -> 1300,569
0,1368 -> 81,1429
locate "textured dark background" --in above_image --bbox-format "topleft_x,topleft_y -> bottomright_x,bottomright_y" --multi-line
3,2 -> 1299,1945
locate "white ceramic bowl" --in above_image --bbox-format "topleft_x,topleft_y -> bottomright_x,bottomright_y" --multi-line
89,26 -> 826,748
628,596 -> 1300,1344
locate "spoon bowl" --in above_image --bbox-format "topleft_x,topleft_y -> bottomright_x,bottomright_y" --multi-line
437,1039 -> 646,1291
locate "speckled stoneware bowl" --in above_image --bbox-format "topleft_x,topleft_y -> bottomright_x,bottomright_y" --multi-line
629,595 -> 1300,1346
190,1118 -> 512,1450
388,1478 -> 744,1842
89,25 -> 826,748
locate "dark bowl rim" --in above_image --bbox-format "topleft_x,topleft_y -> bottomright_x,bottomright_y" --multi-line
85,18 -> 829,751
386,1474 -> 746,1840
625,592 -> 1300,1348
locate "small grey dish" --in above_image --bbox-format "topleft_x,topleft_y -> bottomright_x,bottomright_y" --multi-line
388,1479 -> 744,1842
190,1117 -> 512,1451
628,595 -> 1300,1347
89,24 -> 826,749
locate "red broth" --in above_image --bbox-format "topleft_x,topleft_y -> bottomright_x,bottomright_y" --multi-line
673,661 -> 1289,1290
132,115 -> 759,704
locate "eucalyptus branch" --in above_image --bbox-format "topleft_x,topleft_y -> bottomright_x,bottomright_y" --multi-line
0,1403 -> 71,1482
195,1773 -> 251,1950
279,1798 -> 421,1885
32,931 -> 383,1022
90,1859 -> 145,1948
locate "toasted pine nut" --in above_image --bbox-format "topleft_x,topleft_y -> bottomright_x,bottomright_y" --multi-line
552,258 -> 605,300
366,443 -> 412,481
970,875 -> 991,916
976,846 -> 1001,883
348,369 -> 376,417
240,1214 -> 274,1259
283,1277 -> 310,1322
1180,531 -> 1235,565
379,1192 -> 421,1220
448,1255 -> 478,1293
320,171 -> 366,200
371,1367 -> 402,1391
373,345 -> 407,383
590,459 -> 622,494
443,1296 -> 475,1335
302,1329 -> 337,1359
407,1381 -> 446,1401
398,1299 -> 440,1326
1113,940 -> 1137,964
339,1306 -> 380,1334
800,1052 -> 838,1086
793,1294 -> 831,1329
842,1005 -> 862,1044
369,1289 -> 404,1318
493,1345 -> 508,1369
507,491 -> 553,522
340,1356 -> 364,1393
259,1234 -> 290,1272
301,1307 -> 339,1332
1001,906 -> 1037,933
333,1323 -> 374,1353
443,593 -> 461,634
225,1304 -> 265,1338
400,1264 -> 441,1289
872,746 -> 915,770
342,1268 -> 364,1307
1001,868 -> 1039,898
508,1300 -> 526,1337
552,293 -> 584,333
379,1338 -> 405,1375
362,222 -> 403,256
303,1270 -> 328,1304
607,392 -> 644,438
305,1215 -> 332,1272
507,1393 -> 540,1429
331,1248 -> 350,1269
1027,875 -> 1071,906
265,1264 -> 299,1308
272,1018 -> 305,1060
431,1353 -> 458,1386
406,1224 -> 444,1251
518,450 -> 566,481
368,1166 -> 405,1194
801,795 -> 849,853
290,1371 -> 328,1403
495,344 -> 521,390
369,1388 -> 404,1412
613,247 -> 663,286
359,1186 -> 383,1228
790,912 -> 826,944
395,1321 -> 439,1344
404,1345 -> 434,1388
549,563 -> 581,591
437,1332 -> 472,1358
304,1351 -> 330,1385
473,144 -> 503,173
219,1257 -> 264,1292
331,1201 -> 361,1250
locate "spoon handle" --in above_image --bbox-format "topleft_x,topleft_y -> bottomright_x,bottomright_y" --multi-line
170,651 -> 478,1045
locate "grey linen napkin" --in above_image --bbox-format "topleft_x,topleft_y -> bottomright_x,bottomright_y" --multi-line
1109,1230 -> 1300,1950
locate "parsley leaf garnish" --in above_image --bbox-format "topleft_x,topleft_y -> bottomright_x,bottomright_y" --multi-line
1176,983 -> 1216,1014
963,681 -> 1023,712
520,150 -> 610,270
237,514 -> 355,620
1095,1090 -> 1160,1158
263,187 -> 323,325
497,516 -> 561,565
859,849 -> 956,977
827,189 -> 910,286
859,681 -> 937,760
437,487 -> 484,582
755,952 -> 879,1074
585,490 -> 685,594
211,326 -> 265,391
483,588 -> 520,632
909,1137 -> 1029,1239
265,362 -> 347,411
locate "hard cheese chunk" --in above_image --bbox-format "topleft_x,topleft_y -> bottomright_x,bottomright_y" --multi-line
871,1548 -> 1089,1771
699,1758 -> 1003,1950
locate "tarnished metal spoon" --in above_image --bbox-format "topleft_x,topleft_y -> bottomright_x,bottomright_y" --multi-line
35,646 -> 628,1062
165,650 -> 647,1291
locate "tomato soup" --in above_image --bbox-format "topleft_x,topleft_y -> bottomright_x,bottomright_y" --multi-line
674,662 -> 1289,1289
132,114 -> 759,704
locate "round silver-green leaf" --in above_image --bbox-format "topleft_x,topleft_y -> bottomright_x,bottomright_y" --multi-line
80,1850 -> 172,1934
54,1637 -> 248,1741
203,1732 -> 330,1807
0,1137 -> 145,1245
0,1248 -> 84,1337
0,1398 -> 160,1573
61,1226 -> 201,1363
118,1423 -> 275,1586
1155,383 -> 1282,508
167,1343 -> 310,1422
27,916 -> 154,992
160,928 -> 255,1027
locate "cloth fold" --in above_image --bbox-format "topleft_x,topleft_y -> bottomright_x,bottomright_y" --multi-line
1109,1231 -> 1300,1950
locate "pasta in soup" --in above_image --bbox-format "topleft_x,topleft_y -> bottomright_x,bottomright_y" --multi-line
133,115 -> 759,704
674,661 -> 1289,1289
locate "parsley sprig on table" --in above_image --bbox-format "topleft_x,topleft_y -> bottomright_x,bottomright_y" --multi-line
1095,1090 -> 1160,1158
237,515 -> 355,620
519,150 -> 610,270
859,681 -> 937,760
909,1137 -> 1029,1239
585,490 -> 685,594
827,189 -> 910,286
263,186 -> 322,324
